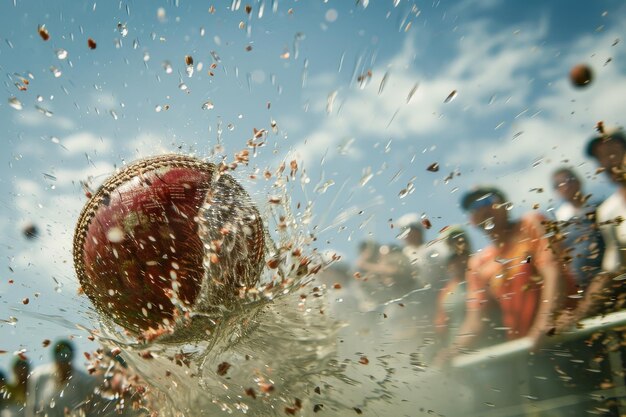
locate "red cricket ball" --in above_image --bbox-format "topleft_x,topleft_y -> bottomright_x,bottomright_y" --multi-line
73,155 -> 265,336
569,64 -> 593,88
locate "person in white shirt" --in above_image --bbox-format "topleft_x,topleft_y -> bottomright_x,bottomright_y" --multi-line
558,127 -> 626,329
26,340 -> 97,417
551,167 -> 605,289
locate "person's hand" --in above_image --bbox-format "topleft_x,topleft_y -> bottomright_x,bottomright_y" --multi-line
554,309 -> 579,334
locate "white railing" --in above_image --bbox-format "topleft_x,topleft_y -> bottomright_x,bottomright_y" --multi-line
451,309 -> 626,417
452,309 -> 626,368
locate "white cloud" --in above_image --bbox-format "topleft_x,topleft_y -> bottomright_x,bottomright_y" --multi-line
124,132 -> 178,159
291,18 -> 550,166
61,132 -> 112,155
13,108 -> 75,130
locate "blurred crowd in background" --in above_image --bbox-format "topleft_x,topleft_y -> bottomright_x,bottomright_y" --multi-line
1,128 -> 625,416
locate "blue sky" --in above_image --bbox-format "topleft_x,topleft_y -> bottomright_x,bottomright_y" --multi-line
1,0 -> 625,371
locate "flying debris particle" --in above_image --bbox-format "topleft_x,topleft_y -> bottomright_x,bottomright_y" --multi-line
245,4 -> 253,14
22,224 -> 39,240
357,70 -> 372,89
106,227 -> 125,243
217,362 -> 231,376
38,25 -> 50,41
358,356 -> 369,365
313,404 -> 324,413
157,7 -> 166,21
42,339 -> 51,347
427,162 -> 439,172
22,298 -> 29,305
596,121 -> 605,134
202,101 -> 214,110
110,110 -> 118,120
163,61 -> 173,74
315,179 -> 335,194
612,38 -> 620,46
87,38 -> 97,49
117,22 -> 128,37
35,105 -> 53,117
444,89 -> 457,103
185,55 -> 193,66
8,97 -> 23,110
353,407 -> 363,414
325,8 -> 338,23
245,388 -> 256,399
359,167 -> 373,187
421,218 -> 432,229
407,83 -> 419,103
50,66 -> 62,78
326,90 -> 337,114
378,71 -> 389,95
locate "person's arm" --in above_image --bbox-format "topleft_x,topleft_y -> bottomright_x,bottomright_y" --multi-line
524,213 -> 571,345
432,307 -> 483,367
24,372 -> 39,417
526,260 -> 563,345
432,263 -> 485,366
557,215 -> 620,331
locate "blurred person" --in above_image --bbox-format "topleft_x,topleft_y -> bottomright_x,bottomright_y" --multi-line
26,340 -> 97,417
6,358 -> 29,417
397,213 -> 450,291
443,186 -> 576,352
90,353 -> 150,417
558,128 -> 626,328
433,226 -> 471,348
1,370 -> 8,415
355,241 -> 412,303
396,214 -> 450,329
434,186 -> 578,414
551,167 -> 605,289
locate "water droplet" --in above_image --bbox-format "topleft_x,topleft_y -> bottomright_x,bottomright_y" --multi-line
155,105 -> 162,112
325,9 -> 338,22
202,101 -> 214,110
8,97 -> 23,110
107,227 -> 125,243
396,228 -> 411,240
117,22 -> 128,37
315,179 -> 335,194
483,218 -> 495,230
178,82 -> 188,91
36,95 -> 43,102
359,167 -> 373,186
407,83 -> 419,103
143,52 -> 150,62
110,110 -> 118,120
227,123 -> 234,131
50,66 -> 62,78
55,49 -> 68,59
163,61 -> 173,74
444,89 -> 457,103
35,105 -> 53,117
